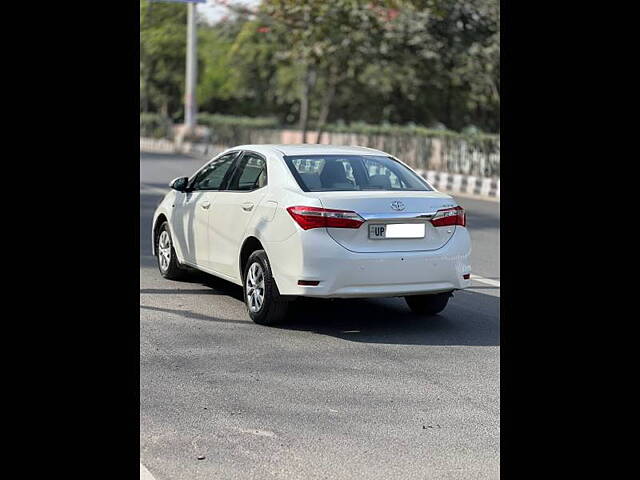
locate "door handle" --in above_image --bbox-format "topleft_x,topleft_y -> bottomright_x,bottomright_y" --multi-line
200,201 -> 211,209
241,202 -> 254,212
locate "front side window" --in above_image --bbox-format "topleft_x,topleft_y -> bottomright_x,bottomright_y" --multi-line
227,153 -> 267,191
283,154 -> 431,192
191,152 -> 238,191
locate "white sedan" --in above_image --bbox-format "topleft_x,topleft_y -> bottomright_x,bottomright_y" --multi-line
152,144 -> 471,325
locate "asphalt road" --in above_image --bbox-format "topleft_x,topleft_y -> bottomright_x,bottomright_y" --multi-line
140,152 -> 500,480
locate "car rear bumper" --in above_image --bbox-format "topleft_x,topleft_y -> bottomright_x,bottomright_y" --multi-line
264,227 -> 471,298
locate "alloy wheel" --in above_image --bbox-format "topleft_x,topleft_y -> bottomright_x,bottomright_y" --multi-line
246,262 -> 265,313
158,230 -> 171,273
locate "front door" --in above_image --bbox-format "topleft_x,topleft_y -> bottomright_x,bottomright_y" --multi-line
184,151 -> 239,269
171,189 -> 204,265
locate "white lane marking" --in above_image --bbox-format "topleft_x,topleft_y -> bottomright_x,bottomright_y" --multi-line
470,275 -> 500,287
140,463 -> 157,480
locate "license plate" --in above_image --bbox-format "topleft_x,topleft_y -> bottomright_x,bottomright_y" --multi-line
368,223 -> 426,240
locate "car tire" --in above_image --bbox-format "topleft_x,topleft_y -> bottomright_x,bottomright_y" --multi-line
243,250 -> 288,326
405,292 -> 451,315
156,222 -> 185,280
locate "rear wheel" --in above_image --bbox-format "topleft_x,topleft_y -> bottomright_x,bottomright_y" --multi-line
405,292 -> 451,315
243,250 -> 288,325
156,222 -> 185,280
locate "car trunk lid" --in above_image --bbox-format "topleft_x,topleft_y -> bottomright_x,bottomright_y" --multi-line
316,191 -> 459,253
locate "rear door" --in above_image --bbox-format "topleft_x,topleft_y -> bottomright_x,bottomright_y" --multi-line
208,151 -> 269,277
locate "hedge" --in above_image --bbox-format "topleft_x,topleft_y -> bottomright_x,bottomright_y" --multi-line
140,113 -> 498,141
139,113 -> 173,139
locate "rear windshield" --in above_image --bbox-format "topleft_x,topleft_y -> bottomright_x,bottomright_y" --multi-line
283,154 -> 432,192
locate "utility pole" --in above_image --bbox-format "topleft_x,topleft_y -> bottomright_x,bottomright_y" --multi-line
151,0 -> 204,135
184,1 -> 197,133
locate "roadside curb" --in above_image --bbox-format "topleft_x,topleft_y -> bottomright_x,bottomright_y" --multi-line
416,170 -> 500,201
416,169 -> 500,201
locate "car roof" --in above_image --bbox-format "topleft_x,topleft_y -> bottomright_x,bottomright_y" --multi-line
233,144 -> 388,157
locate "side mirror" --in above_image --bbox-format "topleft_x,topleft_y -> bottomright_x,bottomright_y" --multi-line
169,176 -> 189,192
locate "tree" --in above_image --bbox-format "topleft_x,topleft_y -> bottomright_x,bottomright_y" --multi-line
393,0 -> 500,131
141,0 -> 501,134
197,20 -> 245,113
251,0 -> 396,141
140,0 -> 187,119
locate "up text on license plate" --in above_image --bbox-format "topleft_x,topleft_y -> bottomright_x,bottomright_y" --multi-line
368,223 -> 426,240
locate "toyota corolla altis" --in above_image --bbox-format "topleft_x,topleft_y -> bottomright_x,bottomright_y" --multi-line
152,144 -> 471,325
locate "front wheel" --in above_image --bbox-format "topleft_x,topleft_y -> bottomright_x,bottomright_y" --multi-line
405,292 -> 452,315
243,250 -> 288,325
156,222 -> 185,280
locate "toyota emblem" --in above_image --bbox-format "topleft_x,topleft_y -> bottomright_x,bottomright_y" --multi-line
390,201 -> 406,211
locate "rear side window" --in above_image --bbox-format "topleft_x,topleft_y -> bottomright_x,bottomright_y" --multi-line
283,154 -> 431,192
227,152 -> 267,191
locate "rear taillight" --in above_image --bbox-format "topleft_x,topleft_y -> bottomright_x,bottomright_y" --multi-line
286,206 -> 364,230
430,206 -> 466,227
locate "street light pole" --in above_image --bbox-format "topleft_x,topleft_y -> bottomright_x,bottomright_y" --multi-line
184,1 -> 197,134
149,0 -> 203,137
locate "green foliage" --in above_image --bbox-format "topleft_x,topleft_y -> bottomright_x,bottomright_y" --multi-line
140,0 -> 500,134
197,21 -> 248,112
322,121 -> 498,141
140,112 -> 174,139
140,0 -> 187,117
166,113 -> 498,142
198,113 -> 279,129
197,114 -> 280,146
